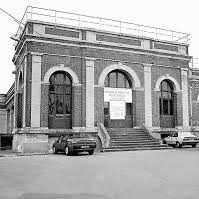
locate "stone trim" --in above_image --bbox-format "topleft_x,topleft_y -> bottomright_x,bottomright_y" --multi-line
98,62 -> 141,88
31,54 -> 41,127
144,64 -> 152,127
43,64 -> 79,85
181,68 -> 189,127
154,74 -> 181,92
86,59 -> 95,128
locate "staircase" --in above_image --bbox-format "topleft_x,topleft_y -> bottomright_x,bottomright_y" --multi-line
102,128 -> 171,152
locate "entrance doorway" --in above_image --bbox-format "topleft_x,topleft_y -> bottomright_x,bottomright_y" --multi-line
48,71 -> 72,129
104,70 -> 133,128
159,80 -> 175,128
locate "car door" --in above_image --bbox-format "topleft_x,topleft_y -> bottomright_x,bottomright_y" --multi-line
60,136 -> 68,151
171,132 -> 178,144
55,137 -> 62,150
165,133 -> 173,145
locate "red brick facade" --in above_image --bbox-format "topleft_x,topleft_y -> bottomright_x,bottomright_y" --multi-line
2,14 -> 198,152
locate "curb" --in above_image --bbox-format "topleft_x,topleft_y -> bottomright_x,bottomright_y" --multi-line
0,150 -> 51,157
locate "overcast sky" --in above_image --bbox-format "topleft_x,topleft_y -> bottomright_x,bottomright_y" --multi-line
0,0 -> 199,93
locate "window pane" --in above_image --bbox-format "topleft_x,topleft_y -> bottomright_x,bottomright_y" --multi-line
162,91 -> 168,98
126,103 -> 132,115
173,132 -> 178,137
55,73 -> 65,83
49,74 -> 55,83
65,75 -> 71,84
109,72 -> 117,88
65,95 -> 71,114
125,79 -> 130,88
161,81 -> 168,91
55,85 -> 64,93
117,72 -> 125,88
163,99 -> 169,115
49,94 -> 55,115
104,76 -> 109,87
65,86 -> 72,94
104,102 -> 109,115
159,99 -> 162,115
49,84 -> 55,92
170,100 -> 174,115
56,95 -> 64,114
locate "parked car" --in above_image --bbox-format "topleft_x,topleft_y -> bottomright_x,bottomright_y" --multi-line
163,132 -> 199,148
52,133 -> 96,155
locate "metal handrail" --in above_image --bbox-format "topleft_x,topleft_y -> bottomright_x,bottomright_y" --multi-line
16,6 -> 189,44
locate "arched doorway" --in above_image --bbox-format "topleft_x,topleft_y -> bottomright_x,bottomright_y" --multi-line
104,69 -> 133,128
159,80 -> 175,128
48,71 -> 72,129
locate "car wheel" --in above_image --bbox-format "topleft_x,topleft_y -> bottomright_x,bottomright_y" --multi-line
175,142 -> 181,148
65,147 -> 70,155
162,140 -> 167,144
192,144 -> 196,148
88,150 -> 94,155
52,146 -> 58,154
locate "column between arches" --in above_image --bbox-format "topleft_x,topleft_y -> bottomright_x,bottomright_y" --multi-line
144,64 -> 152,127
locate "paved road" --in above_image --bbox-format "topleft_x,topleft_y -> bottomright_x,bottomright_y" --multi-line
0,148 -> 199,199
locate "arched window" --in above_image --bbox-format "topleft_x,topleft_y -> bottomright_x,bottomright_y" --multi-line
104,70 -> 131,88
159,80 -> 174,116
48,71 -> 72,129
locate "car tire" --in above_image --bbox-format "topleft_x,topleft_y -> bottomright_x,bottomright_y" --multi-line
65,147 -> 70,155
175,142 -> 181,148
88,150 -> 94,155
52,146 -> 58,154
162,140 -> 167,144
192,144 -> 196,148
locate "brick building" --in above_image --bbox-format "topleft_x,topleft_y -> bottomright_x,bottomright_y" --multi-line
1,7 -> 199,153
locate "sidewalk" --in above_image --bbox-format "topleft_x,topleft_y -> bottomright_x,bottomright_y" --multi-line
0,146 -> 198,157
0,149 -> 50,157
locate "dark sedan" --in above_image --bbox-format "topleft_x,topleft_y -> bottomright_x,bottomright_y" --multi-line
52,133 -> 96,155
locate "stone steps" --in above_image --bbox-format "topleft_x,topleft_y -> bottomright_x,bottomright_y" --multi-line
103,128 -> 171,152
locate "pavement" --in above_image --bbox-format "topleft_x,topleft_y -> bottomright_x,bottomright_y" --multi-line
1,148 -> 199,199
0,149 -> 50,157
0,145 -> 198,157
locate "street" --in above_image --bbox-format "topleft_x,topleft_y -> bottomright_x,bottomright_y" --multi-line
0,148 -> 199,199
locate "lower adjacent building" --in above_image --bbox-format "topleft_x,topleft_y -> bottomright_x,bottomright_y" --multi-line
1,7 -> 199,153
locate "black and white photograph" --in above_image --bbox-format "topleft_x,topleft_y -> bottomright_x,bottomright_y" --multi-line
0,0 -> 199,198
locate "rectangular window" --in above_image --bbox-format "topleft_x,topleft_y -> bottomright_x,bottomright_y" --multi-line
159,99 -> 162,115
163,99 -> 169,115
169,100 -> 174,115
64,95 -> 71,114
104,102 -> 109,115
56,95 -> 64,114
126,103 -> 132,115
49,94 -> 55,115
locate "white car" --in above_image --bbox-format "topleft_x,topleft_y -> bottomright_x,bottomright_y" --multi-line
163,132 -> 199,148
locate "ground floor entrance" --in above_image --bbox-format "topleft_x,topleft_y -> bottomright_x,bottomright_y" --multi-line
104,102 -> 133,128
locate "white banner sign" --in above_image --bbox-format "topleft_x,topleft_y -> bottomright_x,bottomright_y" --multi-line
110,101 -> 125,120
104,88 -> 132,102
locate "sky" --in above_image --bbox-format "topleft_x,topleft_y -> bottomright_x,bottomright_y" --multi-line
0,0 -> 199,93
